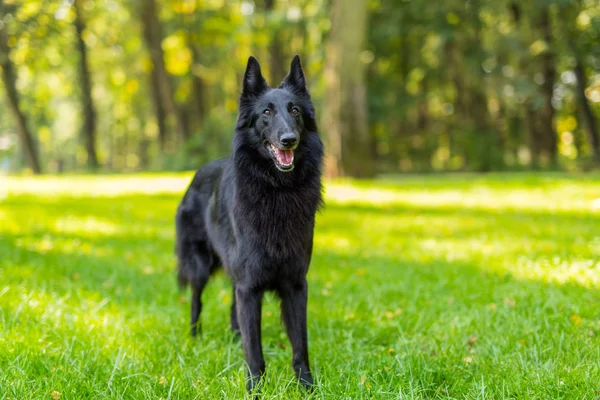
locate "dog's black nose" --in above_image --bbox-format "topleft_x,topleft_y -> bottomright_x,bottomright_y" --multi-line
280,133 -> 298,149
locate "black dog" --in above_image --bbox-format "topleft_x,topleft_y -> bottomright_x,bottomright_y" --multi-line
175,55 -> 323,392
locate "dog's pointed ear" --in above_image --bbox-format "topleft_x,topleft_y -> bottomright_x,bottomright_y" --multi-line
281,55 -> 307,92
242,56 -> 268,97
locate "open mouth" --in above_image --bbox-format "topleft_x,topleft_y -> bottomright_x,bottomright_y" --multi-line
267,143 -> 295,172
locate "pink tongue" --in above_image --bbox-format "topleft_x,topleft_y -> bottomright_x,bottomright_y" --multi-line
278,149 -> 294,164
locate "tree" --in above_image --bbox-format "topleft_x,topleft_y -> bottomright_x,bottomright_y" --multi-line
0,1 -> 41,173
537,4 -> 558,166
264,0 -> 286,84
73,0 -> 99,169
1,0 -> 598,175
560,1 -> 600,163
573,54 -> 600,162
140,0 -> 189,148
468,0 -> 502,172
323,0 -> 374,178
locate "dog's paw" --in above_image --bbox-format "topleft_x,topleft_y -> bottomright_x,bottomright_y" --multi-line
299,371 -> 314,391
190,327 -> 201,338
246,374 -> 264,397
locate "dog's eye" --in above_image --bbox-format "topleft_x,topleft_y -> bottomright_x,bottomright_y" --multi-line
291,107 -> 299,116
263,109 -> 271,116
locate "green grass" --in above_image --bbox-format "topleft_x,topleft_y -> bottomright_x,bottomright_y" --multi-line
1,172 -> 599,399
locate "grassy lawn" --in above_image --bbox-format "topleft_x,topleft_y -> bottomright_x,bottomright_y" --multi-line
1,172 -> 599,399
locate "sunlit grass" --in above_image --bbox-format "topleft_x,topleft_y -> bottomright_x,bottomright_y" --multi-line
1,172 -> 599,399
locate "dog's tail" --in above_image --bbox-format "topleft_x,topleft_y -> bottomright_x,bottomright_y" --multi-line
175,210 -> 190,290
176,261 -> 189,289
175,204 -> 216,290
175,241 -> 188,290
175,233 -> 214,290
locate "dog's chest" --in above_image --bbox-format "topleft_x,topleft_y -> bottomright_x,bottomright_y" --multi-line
242,191 -> 316,258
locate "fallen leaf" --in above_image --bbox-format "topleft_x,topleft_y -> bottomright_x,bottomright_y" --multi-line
571,314 -> 583,327
51,391 -> 62,400
504,297 -> 516,307
468,336 -> 479,347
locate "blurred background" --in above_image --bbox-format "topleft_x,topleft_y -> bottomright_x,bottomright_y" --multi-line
0,0 -> 599,178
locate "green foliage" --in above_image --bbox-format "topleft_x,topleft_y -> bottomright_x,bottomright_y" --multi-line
367,0 -> 600,173
167,108 -> 237,171
0,0 -> 599,174
1,173 -> 600,398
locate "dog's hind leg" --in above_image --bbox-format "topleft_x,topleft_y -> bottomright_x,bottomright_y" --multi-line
186,243 -> 214,337
230,286 -> 240,337
190,275 -> 208,337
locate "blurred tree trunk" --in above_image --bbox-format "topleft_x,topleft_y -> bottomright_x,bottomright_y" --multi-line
264,0 -> 285,84
573,109 -> 584,157
392,12 -> 411,167
297,20 -> 309,72
148,67 -> 168,152
323,0 -> 374,178
558,1 -> 600,163
185,40 -> 206,161
526,107 -> 543,168
73,0 -> 99,170
446,39 -> 467,165
538,6 -> 558,166
511,2 -> 542,168
469,0 -> 500,171
189,44 -> 206,125
448,41 -> 467,119
573,52 -> 600,162
180,6 -> 206,131
0,3 -> 41,174
140,0 -> 189,142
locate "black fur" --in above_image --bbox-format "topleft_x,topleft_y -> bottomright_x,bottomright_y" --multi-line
175,55 -> 323,393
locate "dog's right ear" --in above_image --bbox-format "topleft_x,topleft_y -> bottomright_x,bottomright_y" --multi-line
242,56 -> 268,97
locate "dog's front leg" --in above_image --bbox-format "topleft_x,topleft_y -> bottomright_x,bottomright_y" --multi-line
235,285 -> 265,392
280,280 -> 314,389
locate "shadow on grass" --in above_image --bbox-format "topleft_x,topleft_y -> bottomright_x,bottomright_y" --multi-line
2,192 -> 599,397
2,191 -> 598,315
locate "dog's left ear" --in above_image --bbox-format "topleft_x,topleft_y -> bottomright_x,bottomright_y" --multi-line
281,55 -> 307,93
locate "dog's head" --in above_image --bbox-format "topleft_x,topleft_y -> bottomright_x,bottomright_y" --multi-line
235,55 -> 318,173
